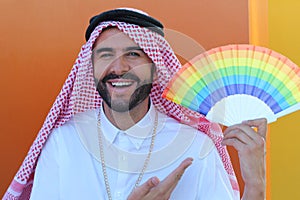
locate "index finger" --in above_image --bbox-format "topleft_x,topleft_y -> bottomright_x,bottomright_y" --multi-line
160,157 -> 193,193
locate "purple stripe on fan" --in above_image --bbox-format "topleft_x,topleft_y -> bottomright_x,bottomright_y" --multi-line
196,84 -> 283,115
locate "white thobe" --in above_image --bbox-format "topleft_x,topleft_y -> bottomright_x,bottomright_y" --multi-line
30,104 -> 239,200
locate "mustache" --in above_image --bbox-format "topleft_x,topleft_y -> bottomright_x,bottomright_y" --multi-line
101,73 -> 140,83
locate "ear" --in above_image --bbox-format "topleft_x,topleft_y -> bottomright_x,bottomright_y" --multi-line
151,64 -> 158,81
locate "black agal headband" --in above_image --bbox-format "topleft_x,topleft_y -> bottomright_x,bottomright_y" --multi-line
85,9 -> 164,41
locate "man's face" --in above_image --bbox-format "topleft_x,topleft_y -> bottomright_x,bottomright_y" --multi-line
92,28 -> 155,112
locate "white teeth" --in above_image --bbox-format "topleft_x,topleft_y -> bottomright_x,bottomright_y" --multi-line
111,82 -> 132,87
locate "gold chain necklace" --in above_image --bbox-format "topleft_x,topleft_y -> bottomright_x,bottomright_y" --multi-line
97,110 -> 158,200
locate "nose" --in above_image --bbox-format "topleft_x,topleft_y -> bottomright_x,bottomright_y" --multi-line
109,55 -> 130,74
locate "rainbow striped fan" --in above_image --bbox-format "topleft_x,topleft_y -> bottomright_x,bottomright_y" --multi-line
162,44 -> 300,126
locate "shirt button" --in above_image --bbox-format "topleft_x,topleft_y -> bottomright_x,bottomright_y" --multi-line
116,191 -> 122,198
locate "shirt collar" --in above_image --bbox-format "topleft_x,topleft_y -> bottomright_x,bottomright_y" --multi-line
100,105 -> 119,145
100,102 -> 165,150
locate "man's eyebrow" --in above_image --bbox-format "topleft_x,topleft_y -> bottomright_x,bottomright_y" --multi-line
93,46 -> 144,54
125,46 -> 144,52
93,47 -> 114,54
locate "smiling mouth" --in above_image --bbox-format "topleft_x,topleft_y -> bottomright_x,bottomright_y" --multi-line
110,81 -> 134,87
106,79 -> 136,88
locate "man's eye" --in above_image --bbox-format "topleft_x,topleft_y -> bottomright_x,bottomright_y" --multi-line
126,51 -> 140,57
99,53 -> 113,59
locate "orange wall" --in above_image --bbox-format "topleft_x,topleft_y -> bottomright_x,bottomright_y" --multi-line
248,1 -> 271,199
0,0 -> 249,196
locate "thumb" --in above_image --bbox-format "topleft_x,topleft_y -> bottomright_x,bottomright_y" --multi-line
242,118 -> 267,139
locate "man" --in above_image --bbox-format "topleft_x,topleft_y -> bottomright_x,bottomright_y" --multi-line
4,8 -> 266,200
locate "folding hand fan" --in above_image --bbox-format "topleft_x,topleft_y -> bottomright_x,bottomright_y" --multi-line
162,44 -> 300,126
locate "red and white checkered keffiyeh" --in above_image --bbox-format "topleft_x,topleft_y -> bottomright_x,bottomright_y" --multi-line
3,21 -> 239,199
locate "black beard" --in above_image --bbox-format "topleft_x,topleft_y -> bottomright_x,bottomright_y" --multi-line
95,73 -> 153,112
